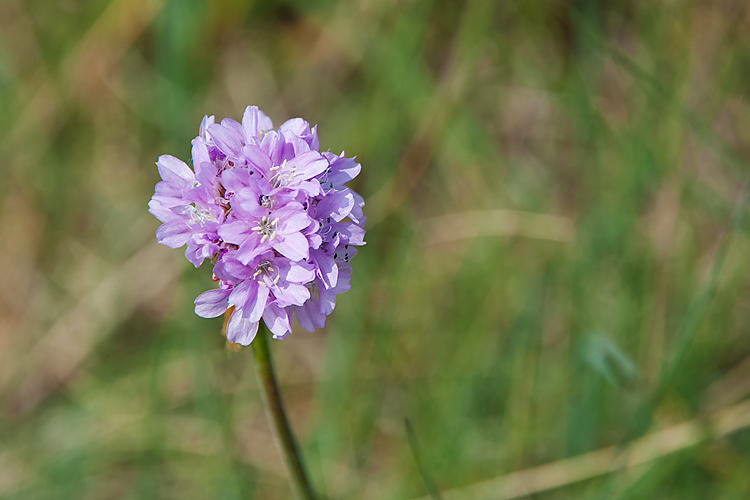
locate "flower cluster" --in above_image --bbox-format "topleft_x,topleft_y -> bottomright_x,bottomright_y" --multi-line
148,106 -> 365,345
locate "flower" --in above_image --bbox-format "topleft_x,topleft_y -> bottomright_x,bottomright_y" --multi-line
149,106 -> 365,345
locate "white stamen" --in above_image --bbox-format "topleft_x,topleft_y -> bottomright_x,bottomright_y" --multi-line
253,216 -> 276,241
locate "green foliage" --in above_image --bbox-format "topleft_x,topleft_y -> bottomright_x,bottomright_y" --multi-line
1,0 -> 750,498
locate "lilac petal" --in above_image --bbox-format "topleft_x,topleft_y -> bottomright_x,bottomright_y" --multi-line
229,280 -> 251,310
152,180 -> 185,204
277,132 -> 297,163
263,304 -> 292,339
352,189 -> 365,208
244,282 -> 269,322
155,220 -> 192,248
330,267 -> 352,294
337,223 -> 366,246
294,296 -> 327,331
184,239 -> 204,268
275,282 -> 310,307
348,202 -> 365,226
242,106 -> 274,141
195,161 -> 217,189
273,232 -> 309,261
308,125 -> 319,150
335,246 -> 357,266
242,144 -> 273,174
260,131 -> 282,166
278,117 -> 311,137
280,118 -> 319,151
226,312 -> 259,345
294,180 -> 321,197
235,192 -> 271,219
278,210 -> 312,234
194,288 -> 231,318
220,168 -> 252,193
157,155 -> 194,184
293,303 -> 316,332
307,233 -> 322,249
322,152 -> 361,186
317,190 -> 355,222
236,233 -> 268,265
191,138 -> 211,171
222,257 -> 255,280
283,260 -> 315,283
290,135 -> 311,156
148,199 -> 180,223
212,258 -> 242,285
320,290 -> 337,316
208,123 -> 243,158
217,220 -> 253,246
306,297 -> 327,328
314,250 -> 338,289
199,115 -> 215,140
286,151 -> 328,180
221,118 -> 244,138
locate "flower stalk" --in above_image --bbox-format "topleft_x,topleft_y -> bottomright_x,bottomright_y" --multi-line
251,324 -> 316,500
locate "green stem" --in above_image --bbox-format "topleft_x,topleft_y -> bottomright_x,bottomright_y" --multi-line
251,324 -> 316,500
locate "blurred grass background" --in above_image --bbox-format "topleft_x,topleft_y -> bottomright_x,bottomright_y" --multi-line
2,0 -> 750,498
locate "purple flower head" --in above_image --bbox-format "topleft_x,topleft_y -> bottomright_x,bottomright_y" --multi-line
149,106 -> 365,345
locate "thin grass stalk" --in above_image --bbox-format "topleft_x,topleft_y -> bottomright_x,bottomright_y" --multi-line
251,325 -> 316,500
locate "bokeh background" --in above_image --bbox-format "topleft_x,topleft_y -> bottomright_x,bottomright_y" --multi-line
3,0 -> 750,498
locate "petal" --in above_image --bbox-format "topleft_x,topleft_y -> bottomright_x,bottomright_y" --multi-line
337,223 -> 366,246
293,303 -> 316,332
285,151 -> 328,180
212,259 -> 241,285
290,135 -> 311,156
274,282 -> 310,307
308,125 -> 319,151
273,232 -> 309,261
260,130 -> 283,165
348,201 -> 366,226
152,179 -> 187,206
156,155 -> 194,184
229,280 -> 254,310
316,190 -> 355,223
278,210 -> 313,234
184,238 -> 204,268
242,144 -> 273,174
313,250 -> 338,289
278,117 -> 311,137
262,304 -> 292,339
306,296 -> 327,328
220,168 -> 252,193
324,152 -> 361,186
220,118 -> 244,138
226,311 -> 259,345
242,105 -> 274,141
191,138 -> 211,170
236,233 -> 269,265
195,162 -> 218,192
319,290 -> 337,316
199,115 -> 215,140
194,288 -> 231,318
331,271 -> 352,295
217,220 -> 253,245
222,257 -> 255,280
293,180 -> 321,197
148,198 -> 180,223
244,282 -> 269,323
208,123 -> 243,157
284,260 -> 316,283
155,220 -> 192,248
